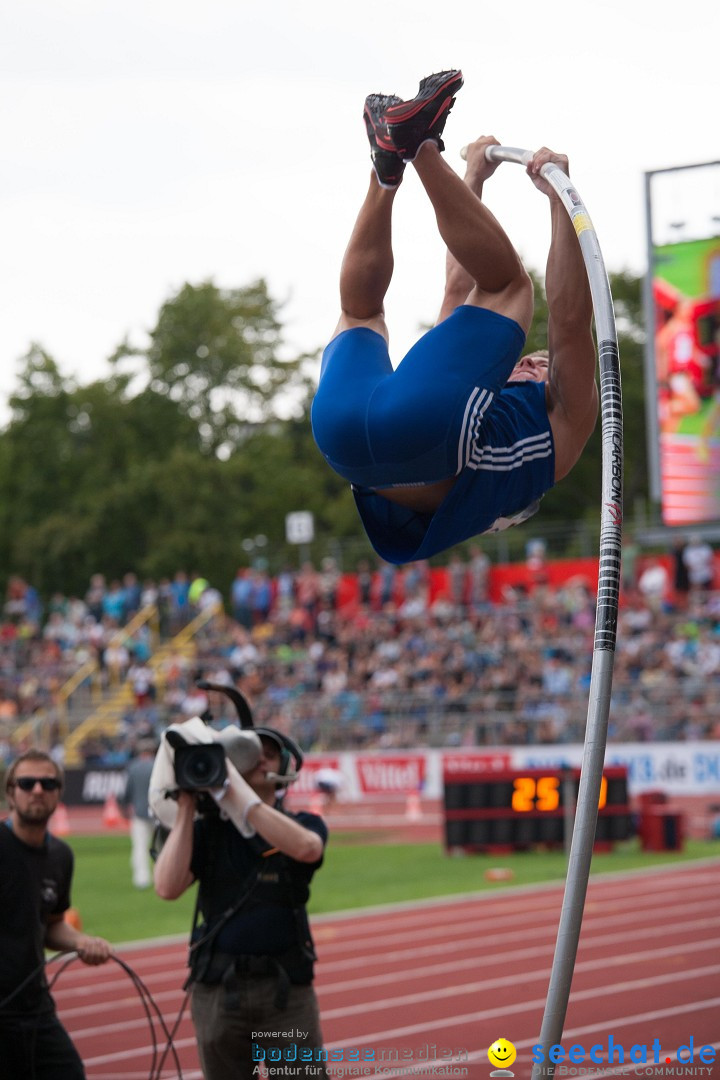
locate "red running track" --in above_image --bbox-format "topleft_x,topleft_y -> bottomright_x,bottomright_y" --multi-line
52,859 -> 720,1079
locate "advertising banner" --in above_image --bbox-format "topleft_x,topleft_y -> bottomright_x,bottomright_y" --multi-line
59,742 -> 720,805
651,236 -> 720,525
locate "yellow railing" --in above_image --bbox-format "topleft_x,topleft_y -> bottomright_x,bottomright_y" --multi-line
62,602 -> 223,766
10,604 -> 160,752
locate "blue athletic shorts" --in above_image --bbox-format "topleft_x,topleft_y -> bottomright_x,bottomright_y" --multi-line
352,380 -> 555,564
311,305 -> 527,488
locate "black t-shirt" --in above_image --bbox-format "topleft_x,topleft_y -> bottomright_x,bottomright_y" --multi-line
0,822 -> 73,1016
190,809 -> 327,970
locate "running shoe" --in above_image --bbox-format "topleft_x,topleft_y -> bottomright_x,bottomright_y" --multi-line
363,93 -> 406,189
385,69 -> 464,161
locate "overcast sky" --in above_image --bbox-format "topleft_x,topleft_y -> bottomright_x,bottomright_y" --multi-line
1,0 -> 718,422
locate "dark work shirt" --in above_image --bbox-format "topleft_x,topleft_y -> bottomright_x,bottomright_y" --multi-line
190,810 -> 327,962
0,822 -> 73,1016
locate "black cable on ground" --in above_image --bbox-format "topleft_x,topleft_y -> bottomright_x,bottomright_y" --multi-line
44,951 -> 187,1080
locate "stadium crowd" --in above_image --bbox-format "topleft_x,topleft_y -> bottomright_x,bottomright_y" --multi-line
1,539 -> 719,768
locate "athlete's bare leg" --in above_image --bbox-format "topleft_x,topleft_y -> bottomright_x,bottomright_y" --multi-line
330,177 -> 399,343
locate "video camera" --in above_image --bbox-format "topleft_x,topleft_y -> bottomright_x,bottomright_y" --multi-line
150,680 -> 305,830
171,740 -> 228,792
165,680 -> 261,794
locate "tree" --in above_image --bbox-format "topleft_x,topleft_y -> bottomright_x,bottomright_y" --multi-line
129,279 -> 317,456
0,346 -> 201,594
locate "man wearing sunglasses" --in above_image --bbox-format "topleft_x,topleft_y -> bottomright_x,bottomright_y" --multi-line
1,749 -> 112,1079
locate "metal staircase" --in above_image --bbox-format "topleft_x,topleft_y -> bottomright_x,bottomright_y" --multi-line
62,602 -> 222,766
11,602 -> 222,765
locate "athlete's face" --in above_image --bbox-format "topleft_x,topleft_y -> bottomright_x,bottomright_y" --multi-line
506,353 -> 549,384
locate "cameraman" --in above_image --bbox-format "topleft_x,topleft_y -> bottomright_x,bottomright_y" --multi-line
154,728 -> 329,1080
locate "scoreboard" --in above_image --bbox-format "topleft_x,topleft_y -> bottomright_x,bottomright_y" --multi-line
443,766 -> 632,852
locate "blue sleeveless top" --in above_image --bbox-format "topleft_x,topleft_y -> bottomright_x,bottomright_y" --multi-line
352,381 -> 555,564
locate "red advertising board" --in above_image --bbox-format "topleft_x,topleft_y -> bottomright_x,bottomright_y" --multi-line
355,755 -> 426,794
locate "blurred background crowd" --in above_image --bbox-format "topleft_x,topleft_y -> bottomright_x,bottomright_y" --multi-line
0,536 -> 718,770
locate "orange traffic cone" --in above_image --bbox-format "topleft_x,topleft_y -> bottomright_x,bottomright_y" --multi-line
52,803 -> 71,836
64,907 -> 83,930
405,791 -> 423,822
102,793 -> 123,829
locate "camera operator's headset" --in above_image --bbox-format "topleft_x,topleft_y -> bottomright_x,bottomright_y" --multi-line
196,680 -> 303,789
253,727 -> 304,786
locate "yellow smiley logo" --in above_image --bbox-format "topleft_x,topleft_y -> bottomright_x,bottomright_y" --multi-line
488,1038 -> 517,1070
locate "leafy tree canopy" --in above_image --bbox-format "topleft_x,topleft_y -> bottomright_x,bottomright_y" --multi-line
118,279 -> 317,455
0,271 -> 650,597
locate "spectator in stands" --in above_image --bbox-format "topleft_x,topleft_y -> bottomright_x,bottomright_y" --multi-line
682,535 -> 715,594
295,563 -> 321,626
467,545 -> 491,609
447,553 -> 468,612
188,574 -> 210,613
672,538 -> 691,600
140,578 -> 159,610
356,559 -> 373,606
121,572 -> 142,621
4,576 -> 43,627
231,569 -> 254,629
103,632 -> 131,687
376,561 -> 397,608
85,573 -> 106,623
102,581 -> 126,623
318,557 -> 341,609
197,581 -> 223,614
170,571 -> 191,631
638,559 -> 670,614
250,568 -> 273,626
155,578 -> 173,638
128,660 -> 156,708
275,565 -> 297,613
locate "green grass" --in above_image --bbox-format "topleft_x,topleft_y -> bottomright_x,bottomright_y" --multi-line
677,396 -> 716,436
66,834 -> 720,945
67,835 -> 198,943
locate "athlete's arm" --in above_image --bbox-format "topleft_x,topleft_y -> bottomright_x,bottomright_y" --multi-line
436,136 -> 504,324
528,148 -> 598,480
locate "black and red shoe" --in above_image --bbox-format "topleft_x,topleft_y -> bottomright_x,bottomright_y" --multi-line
363,93 -> 406,189
385,70 -> 463,161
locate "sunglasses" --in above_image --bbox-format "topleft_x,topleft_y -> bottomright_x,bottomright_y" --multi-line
13,776 -> 62,792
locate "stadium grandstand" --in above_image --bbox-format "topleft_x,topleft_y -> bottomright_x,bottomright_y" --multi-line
1,546 -> 718,771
